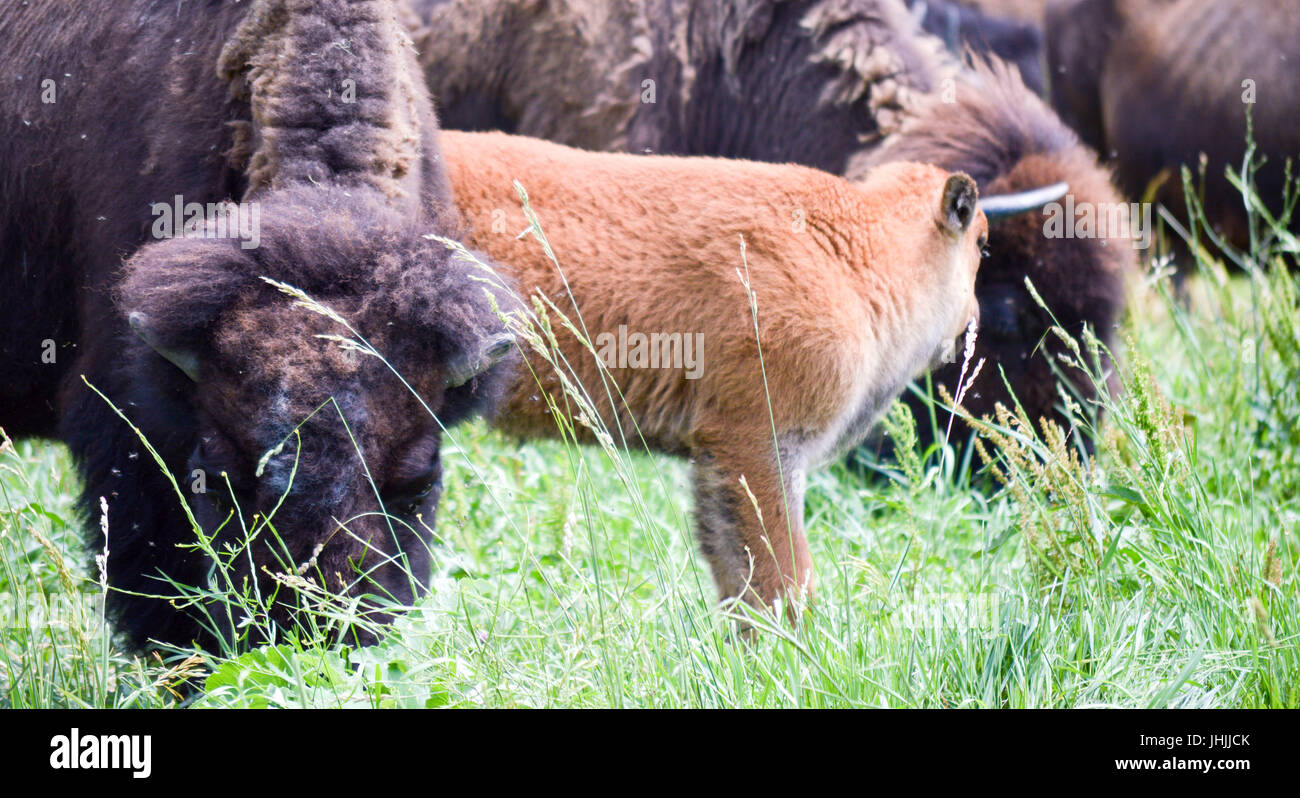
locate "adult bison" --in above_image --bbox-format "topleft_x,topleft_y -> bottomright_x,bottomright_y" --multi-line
1046,0 -> 1300,252
907,0 -> 1046,96
0,0 -> 517,651
413,0 -> 1132,460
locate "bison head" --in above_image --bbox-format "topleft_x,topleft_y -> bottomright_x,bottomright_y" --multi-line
116,184 -> 518,647
856,58 -> 1134,472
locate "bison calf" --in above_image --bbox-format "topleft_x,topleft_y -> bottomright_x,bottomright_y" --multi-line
414,0 -> 1134,469
442,131 -> 986,615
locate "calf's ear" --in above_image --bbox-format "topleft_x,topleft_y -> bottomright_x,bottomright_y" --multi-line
941,173 -> 980,235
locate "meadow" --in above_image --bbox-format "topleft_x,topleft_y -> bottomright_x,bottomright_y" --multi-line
1,175 -> 1296,709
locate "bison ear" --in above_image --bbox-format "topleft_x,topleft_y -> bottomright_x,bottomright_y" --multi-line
941,173 -> 980,235
128,311 -> 201,382
445,333 -> 515,388
118,235 -> 252,383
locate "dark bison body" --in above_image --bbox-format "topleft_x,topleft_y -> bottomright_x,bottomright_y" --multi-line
418,0 -> 948,168
414,0 -> 1131,458
1047,0 -> 1300,251
1,0 -> 515,650
908,0 -> 1046,96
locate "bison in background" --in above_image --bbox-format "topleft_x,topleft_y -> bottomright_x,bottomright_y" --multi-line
418,0 -> 949,166
413,0 -> 1133,463
0,0 -> 516,651
907,0 -> 1046,96
865,60 -> 1129,456
1046,0 -> 1300,253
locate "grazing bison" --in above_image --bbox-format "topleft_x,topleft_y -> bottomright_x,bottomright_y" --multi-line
413,0 -> 1132,460
0,0 -> 516,650
1046,0 -> 1300,251
862,60 -> 1130,459
442,130 -> 986,615
907,0 -> 1046,96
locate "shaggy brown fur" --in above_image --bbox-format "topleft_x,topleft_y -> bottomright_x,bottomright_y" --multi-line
217,0 -> 437,205
412,0 -> 1133,463
1047,0 -> 1299,250
411,0 -> 653,153
442,130 -> 986,613
907,0 -> 1046,95
1,0 -> 514,650
414,0 -> 951,166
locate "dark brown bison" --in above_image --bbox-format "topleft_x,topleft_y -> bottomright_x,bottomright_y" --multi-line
907,0 -> 1046,96
416,0 -> 953,165
1046,0 -> 1300,251
413,0 -> 1132,459
0,0 -> 517,650
866,60 -> 1130,458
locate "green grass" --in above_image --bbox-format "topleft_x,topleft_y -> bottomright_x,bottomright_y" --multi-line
1,175 -> 1297,709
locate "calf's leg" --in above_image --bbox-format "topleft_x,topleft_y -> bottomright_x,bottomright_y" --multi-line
690,428 -> 812,621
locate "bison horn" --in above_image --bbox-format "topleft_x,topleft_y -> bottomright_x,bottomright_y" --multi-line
128,311 -> 201,382
446,333 -> 515,388
980,182 -> 1070,220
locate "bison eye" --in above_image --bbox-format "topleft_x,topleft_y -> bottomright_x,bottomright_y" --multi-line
191,437 -> 231,480
188,434 -> 254,504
